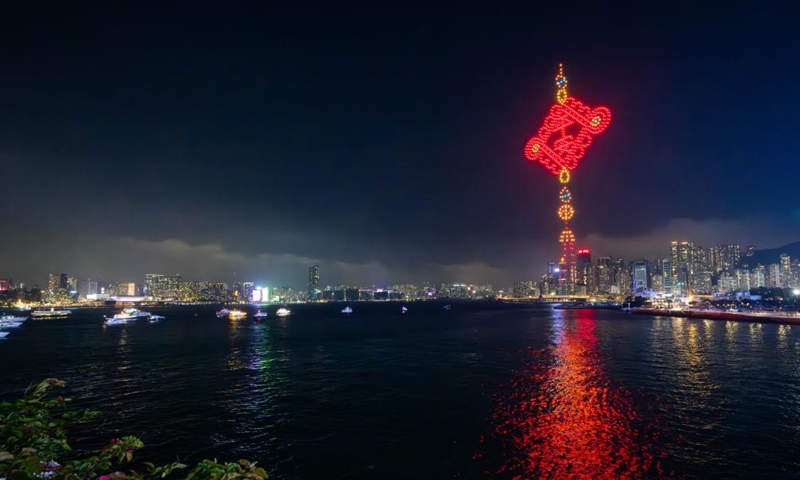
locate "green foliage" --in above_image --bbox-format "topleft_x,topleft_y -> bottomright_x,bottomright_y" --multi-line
0,379 -> 266,480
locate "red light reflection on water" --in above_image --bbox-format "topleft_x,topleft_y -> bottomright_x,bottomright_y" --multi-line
490,315 -> 663,479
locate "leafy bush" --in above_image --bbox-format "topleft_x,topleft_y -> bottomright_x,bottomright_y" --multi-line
0,379 -> 267,480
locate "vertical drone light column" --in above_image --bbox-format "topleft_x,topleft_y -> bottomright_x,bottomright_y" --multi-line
525,64 -> 612,295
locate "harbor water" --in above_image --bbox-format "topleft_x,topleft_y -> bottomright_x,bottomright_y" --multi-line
2,302 -> 800,479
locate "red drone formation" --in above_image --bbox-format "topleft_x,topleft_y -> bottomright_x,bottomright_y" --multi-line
524,64 -> 611,294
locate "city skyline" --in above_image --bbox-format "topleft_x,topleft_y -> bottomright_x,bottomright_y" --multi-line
2,4 -> 800,287
5,237 -> 800,297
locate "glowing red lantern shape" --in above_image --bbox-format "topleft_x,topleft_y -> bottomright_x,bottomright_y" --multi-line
524,97 -> 611,175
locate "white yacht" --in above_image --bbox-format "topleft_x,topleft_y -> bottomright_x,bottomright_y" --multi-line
276,308 -> 291,317
0,321 -> 24,329
0,315 -> 28,322
104,318 -> 127,326
341,306 -> 353,314
0,331 -> 9,339
104,308 -> 150,322
149,315 -> 165,323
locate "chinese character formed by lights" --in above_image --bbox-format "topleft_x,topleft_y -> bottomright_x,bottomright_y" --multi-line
523,64 -> 612,295
524,65 -> 612,176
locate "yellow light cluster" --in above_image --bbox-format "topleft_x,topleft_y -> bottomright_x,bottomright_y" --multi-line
555,63 -> 568,105
558,204 -> 574,221
559,228 -> 576,243
559,167 -> 570,184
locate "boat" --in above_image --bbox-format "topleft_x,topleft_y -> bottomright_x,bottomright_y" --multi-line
342,306 -> 353,314
217,309 -> 247,319
402,306 -> 408,314
0,321 -> 24,329
0,331 -> 9,339
149,315 -> 165,323
31,308 -> 71,318
443,304 -> 452,311
104,308 -> 150,322
104,318 -> 127,326
253,310 -> 268,318
0,315 -> 28,322
621,303 -> 633,313
276,308 -> 291,317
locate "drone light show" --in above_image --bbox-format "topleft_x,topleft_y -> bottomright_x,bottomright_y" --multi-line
524,64 -> 612,293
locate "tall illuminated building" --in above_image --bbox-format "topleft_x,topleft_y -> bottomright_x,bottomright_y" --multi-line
780,254 -> 792,287
670,241 -> 694,294
524,64 -> 611,294
308,264 -> 320,301
660,258 -> 673,294
576,249 -> 592,294
630,259 -> 649,294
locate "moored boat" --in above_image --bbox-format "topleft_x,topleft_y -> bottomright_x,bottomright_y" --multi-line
0,315 -> 28,322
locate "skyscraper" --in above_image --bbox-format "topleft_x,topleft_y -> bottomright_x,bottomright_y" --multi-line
576,249 -> 592,294
660,258 -> 672,294
780,254 -> 792,288
630,259 -> 650,294
670,241 -> 694,294
308,265 -> 320,301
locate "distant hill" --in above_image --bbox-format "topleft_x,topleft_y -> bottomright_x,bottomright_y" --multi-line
741,240 -> 800,267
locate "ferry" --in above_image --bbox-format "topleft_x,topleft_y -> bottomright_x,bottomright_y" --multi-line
276,308 -> 291,317
253,310 -> 268,318
31,308 -> 71,318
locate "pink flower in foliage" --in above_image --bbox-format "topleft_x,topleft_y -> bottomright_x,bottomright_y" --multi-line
99,475 -> 111,480
126,450 -> 133,455
110,439 -> 116,444
57,396 -> 64,403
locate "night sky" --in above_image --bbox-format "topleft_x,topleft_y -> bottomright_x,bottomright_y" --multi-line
2,3 -> 800,288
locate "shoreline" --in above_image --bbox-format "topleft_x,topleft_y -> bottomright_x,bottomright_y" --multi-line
632,307 -> 800,325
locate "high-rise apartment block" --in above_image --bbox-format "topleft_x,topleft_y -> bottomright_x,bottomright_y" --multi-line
308,265 -> 320,301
